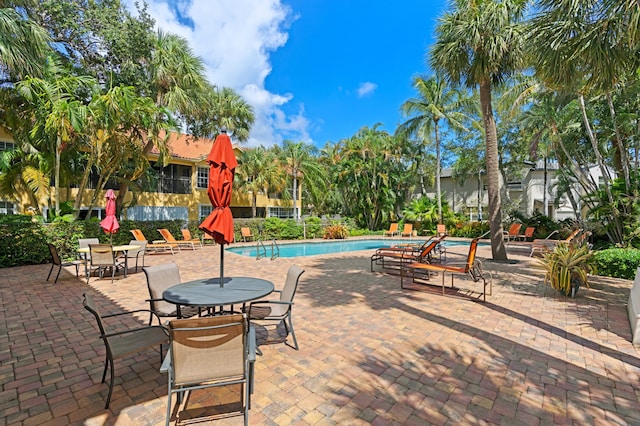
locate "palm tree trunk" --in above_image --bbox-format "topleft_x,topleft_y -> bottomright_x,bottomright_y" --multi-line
543,157 -> 548,217
606,91 -> 630,189
435,122 -> 443,224
479,81 -> 507,261
54,136 -> 61,215
292,169 -> 298,221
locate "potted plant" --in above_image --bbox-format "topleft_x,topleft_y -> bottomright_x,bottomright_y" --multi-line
539,242 -> 595,297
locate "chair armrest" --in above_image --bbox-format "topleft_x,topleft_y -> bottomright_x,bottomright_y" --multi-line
160,348 -> 172,374
103,308 -> 164,324
104,324 -> 168,339
249,300 -> 293,306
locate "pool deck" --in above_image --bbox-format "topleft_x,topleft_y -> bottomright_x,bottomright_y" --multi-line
2,239 -> 640,425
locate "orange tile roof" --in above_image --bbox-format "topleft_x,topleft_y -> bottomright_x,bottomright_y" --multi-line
150,131 -> 241,162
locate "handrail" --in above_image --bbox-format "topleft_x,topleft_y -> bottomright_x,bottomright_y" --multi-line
270,239 -> 280,260
256,239 -> 267,260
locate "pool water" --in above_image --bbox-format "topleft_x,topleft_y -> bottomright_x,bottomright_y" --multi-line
226,238 -> 470,258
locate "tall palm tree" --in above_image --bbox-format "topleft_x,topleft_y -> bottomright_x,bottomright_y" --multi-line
235,147 -> 285,218
431,0 -> 528,261
397,74 -> 469,223
277,141 -> 327,221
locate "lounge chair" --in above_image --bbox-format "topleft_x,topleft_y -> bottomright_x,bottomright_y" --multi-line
436,224 -> 448,238
530,228 -> 582,257
401,237 -> 492,302
241,227 -> 255,242
130,229 -> 175,254
161,314 -> 255,425
180,229 -> 203,248
401,223 -> 413,237
158,228 -> 197,250
371,238 -> 444,273
517,226 -> 535,241
383,223 -> 399,237
503,223 -> 522,242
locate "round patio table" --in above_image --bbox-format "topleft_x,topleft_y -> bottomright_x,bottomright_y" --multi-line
163,276 -> 274,317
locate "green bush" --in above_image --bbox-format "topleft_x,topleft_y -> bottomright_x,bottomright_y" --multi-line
593,248 -> 640,280
449,221 -> 490,238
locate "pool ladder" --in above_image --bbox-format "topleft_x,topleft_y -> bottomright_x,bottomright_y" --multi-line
256,239 -> 280,260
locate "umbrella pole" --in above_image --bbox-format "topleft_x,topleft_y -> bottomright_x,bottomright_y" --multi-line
220,244 -> 224,287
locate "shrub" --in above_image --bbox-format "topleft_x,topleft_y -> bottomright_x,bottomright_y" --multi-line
593,248 -> 640,280
324,223 -> 348,239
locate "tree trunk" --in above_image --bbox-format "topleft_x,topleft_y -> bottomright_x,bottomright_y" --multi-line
252,192 -> 257,218
292,168 -> 298,222
73,156 -> 95,219
479,81 -> 507,261
543,157 -> 548,217
435,121 -> 442,224
54,136 -> 61,216
607,91 -> 630,189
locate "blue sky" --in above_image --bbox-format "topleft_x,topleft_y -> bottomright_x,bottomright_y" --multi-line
125,0 -> 448,147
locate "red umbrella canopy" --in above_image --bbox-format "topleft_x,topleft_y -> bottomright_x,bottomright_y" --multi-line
199,132 -> 238,245
99,189 -> 119,234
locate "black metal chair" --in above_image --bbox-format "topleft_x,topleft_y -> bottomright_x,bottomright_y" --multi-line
46,243 -> 82,283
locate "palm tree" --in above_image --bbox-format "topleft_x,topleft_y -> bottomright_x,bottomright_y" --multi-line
235,147 -> 285,218
397,74 -> 469,223
0,3 -> 50,80
16,63 -> 95,216
277,141 -> 327,221
431,0 -> 528,261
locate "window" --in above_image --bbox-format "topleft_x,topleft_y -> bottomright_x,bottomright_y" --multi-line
197,167 -> 209,189
152,164 -> 192,194
0,141 -> 15,151
199,205 -> 213,220
268,207 -> 294,219
0,201 -> 15,214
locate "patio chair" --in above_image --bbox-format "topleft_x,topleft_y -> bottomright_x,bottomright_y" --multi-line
180,229 -> 203,248
401,237 -> 492,302
88,244 -> 118,283
436,224 -> 448,238
201,232 -> 216,245
530,228 -> 582,257
371,237 -> 445,272
241,227 -> 255,242
119,240 -> 146,273
130,229 -> 175,254
503,223 -> 522,242
161,314 -> 255,426
47,243 -> 82,283
383,223 -> 399,237
158,228 -> 197,250
142,263 -> 199,325
248,265 -> 305,350
83,293 -> 168,409
400,223 -> 413,237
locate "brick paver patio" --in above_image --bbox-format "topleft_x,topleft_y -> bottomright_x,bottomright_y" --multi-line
1,240 -> 639,425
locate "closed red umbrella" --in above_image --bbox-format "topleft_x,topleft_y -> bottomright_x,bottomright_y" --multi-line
100,189 -> 119,244
199,129 -> 237,284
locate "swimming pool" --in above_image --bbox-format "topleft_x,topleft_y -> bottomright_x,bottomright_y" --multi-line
226,239 -> 471,258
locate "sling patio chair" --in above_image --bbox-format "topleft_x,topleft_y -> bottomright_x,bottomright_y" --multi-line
401,237 -> 492,302
158,228 -> 197,250
517,226 -> 536,241
117,240 -> 146,273
400,223 -> 413,237
143,263 -> 200,325
383,223 -> 399,237
161,314 -> 256,426
88,244 -> 118,283
248,265 -> 305,350
129,229 -> 176,254
47,243 -> 83,283
436,224 -> 448,238
83,293 -> 168,409
371,237 -> 445,273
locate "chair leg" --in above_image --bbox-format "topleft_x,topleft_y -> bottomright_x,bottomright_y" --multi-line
47,264 -> 54,281
54,265 -> 63,284
104,356 -> 115,409
166,377 -> 173,426
286,314 -> 299,350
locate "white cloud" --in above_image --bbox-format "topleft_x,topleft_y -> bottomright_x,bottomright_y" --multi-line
124,0 -> 307,147
357,82 -> 378,98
